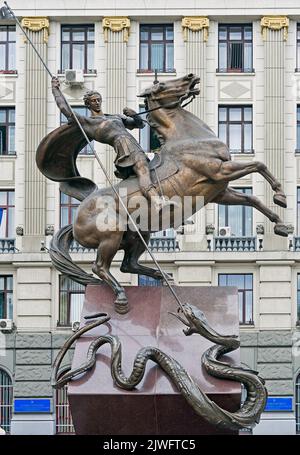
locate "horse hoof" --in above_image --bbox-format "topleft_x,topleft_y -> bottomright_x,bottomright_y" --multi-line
114,298 -> 129,314
273,193 -> 287,208
274,224 -> 289,237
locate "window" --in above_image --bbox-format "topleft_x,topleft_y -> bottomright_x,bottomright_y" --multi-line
0,275 -> 13,319
297,274 -> 300,324
297,106 -> 300,151
58,275 -> 85,326
297,372 -> 300,434
139,24 -> 174,72
0,108 -> 15,155
0,369 -> 13,434
139,106 -> 161,153
218,24 -> 253,73
0,191 -> 15,238
218,273 -> 253,325
219,188 -> 253,236
0,25 -> 16,72
138,275 -> 162,286
297,24 -> 300,71
297,188 -> 300,235
60,192 -> 80,228
60,107 -> 93,154
61,25 -> 94,72
219,105 -> 253,154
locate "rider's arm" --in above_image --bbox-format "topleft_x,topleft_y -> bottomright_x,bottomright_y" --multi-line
51,76 -> 73,119
120,107 -> 145,130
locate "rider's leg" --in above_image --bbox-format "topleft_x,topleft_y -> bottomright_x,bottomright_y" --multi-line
133,159 -> 175,211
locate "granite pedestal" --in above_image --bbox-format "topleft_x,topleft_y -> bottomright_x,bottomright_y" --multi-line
68,285 -> 241,435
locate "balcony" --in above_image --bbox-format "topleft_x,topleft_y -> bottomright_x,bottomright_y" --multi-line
213,236 -> 257,252
0,239 -> 16,253
149,236 -> 179,252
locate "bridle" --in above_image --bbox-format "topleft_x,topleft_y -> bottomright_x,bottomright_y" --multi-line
137,92 -> 196,117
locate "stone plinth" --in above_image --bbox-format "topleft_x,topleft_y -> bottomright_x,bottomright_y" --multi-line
68,285 -> 240,435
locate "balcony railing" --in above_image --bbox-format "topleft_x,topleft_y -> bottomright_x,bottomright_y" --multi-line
69,237 -> 179,253
149,236 -> 179,252
214,236 -> 256,252
69,240 -> 96,253
0,239 -> 16,253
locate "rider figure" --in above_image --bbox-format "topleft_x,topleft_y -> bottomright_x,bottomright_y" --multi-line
51,76 -> 170,211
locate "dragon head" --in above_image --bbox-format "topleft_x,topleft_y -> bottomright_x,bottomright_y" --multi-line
169,302 -> 208,336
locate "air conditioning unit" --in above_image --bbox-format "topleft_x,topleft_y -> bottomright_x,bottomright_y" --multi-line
72,321 -> 81,332
64,69 -> 84,86
218,226 -> 231,237
0,319 -> 13,331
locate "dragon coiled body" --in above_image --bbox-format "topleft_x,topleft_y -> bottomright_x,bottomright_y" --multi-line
51,304 -> 267,431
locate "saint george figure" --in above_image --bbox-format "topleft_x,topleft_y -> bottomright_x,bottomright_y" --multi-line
51,76 -> 171,211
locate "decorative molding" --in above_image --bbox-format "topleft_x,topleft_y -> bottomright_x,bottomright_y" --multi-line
102,17 -> 131,42
182,17 -> 209,42
261,16 -> 289,41
21,17 -> 50,43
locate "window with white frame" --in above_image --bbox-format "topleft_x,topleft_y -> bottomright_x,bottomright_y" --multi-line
0,108 -> 15,155
0,275 -> 13,320
218,273 -> 253,325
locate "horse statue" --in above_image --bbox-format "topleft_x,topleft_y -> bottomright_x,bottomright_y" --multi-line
36,73 -> 288,314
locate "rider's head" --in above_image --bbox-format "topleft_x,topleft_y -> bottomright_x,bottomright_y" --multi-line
83,90 -> 102,113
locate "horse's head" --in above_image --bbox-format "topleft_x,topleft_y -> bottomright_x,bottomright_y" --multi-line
138,73 -> 200,108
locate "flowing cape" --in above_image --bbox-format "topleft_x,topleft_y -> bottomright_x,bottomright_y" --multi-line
36,123 -> 98,201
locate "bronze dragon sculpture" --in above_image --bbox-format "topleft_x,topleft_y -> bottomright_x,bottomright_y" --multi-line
51,303 -> 267,431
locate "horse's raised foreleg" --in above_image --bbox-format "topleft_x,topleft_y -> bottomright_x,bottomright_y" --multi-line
92,232 -> 129,314
213,160 -> 286,208
121,231 -> 169,281
212,187 -> 289,237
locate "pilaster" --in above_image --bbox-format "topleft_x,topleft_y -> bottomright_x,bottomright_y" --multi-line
21,17 -> 49,252
102,17 -> 130,185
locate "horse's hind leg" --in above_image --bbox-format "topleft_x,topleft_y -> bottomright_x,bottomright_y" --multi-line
213,187 -> 289,237
121,231 -> 170,281
92,232 -> 129,314
214,160 -> 286,208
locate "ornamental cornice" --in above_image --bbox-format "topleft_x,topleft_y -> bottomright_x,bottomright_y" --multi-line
21,17 -> 49,43
261,16 -> 289,41
102,17 -> 131,42
182,16 -> 209,42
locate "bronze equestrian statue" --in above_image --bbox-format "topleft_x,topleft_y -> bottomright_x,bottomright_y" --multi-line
36,73 -> 288,314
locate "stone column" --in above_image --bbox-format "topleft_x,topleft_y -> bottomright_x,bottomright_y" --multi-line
102,17 -> 130,185
21,17 -> 49,252
261,16 -> 289,248
181,17 -> 209,250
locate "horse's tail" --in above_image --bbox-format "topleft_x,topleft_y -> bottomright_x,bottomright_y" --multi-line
49,224 -> 101,286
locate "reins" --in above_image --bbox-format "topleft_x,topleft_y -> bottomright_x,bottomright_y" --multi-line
137,94 -> 196,117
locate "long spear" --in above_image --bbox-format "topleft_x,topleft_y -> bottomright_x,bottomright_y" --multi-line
1,1 -> 185,310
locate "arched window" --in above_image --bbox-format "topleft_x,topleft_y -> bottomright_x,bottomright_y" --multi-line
0,368 -> 13,434
55,370 -> 75,434
296,372 -> 300,434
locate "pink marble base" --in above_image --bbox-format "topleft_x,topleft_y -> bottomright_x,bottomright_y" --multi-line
68,285 -> 241,435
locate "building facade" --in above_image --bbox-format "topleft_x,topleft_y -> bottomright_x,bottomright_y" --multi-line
0,0 -> 300,435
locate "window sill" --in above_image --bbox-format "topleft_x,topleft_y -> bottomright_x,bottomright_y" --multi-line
230,150 -> 255,155
239,322 -> 255,328
0,153 -> 17,158
295,149 -> 300,154
136,70 -> 177,76
216,71 -> 255,76
57,69 -> 97,76
0,70 -> 18,76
